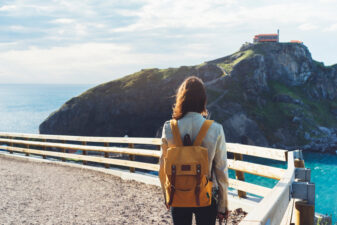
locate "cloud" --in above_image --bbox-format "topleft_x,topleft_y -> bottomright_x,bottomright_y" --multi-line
51,18 -> 75,24
299,23 -> 318,31
0,43 -> 131,83
111,1 -> 331,33
112,0 -> 242,32
9,25 -> 26,31
0,42 -> 212,84
0,5 -> 17,11
1,0 -> 337,84
318,0 -> 337,3
324,23 -> 337,32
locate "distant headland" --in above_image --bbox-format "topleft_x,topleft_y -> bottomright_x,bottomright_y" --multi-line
39,42 -> 337,153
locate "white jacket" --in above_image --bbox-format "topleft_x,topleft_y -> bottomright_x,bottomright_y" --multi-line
160,112 -> 229,212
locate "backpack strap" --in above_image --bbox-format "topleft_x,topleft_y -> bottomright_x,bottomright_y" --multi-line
167,165 -> 176,206
170,119 -> 183,147
195,164 -> 201,206
193,120 -> 214,146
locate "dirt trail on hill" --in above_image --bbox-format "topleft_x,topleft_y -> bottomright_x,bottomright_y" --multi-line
0,155 -> 245,224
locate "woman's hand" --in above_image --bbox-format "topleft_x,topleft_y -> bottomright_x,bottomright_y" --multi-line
217,209 -> 229,224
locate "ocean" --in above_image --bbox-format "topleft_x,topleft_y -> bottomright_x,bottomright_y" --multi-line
0,83 -> 336,221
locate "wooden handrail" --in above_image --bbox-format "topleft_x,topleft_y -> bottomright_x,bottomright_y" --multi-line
240,151 -> 296,225
1,146 -> 160,171
0,137 -> 287,180
0,132 -> 289,161
0,138 -> 161,158
228,178 -> 271,197
0,132 -> 162,145
227,143 -> 288,162
228,159 -> 286,180
0,133 -> 300,224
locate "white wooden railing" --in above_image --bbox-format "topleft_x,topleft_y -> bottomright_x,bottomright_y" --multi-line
0,132 -> 314,225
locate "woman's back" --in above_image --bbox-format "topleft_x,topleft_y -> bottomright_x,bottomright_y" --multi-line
159,76 -> 229,225
161,111 -> 224,179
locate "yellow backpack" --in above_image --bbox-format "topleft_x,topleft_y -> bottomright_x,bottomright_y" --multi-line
162,119 -> 214,208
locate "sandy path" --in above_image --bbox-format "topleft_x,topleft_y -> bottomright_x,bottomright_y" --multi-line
0,155 -> 245,225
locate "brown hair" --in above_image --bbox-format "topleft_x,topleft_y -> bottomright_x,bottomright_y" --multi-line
172,76 -> 208,120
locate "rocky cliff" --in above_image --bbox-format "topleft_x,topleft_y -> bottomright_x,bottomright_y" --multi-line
40,42 -> 337,153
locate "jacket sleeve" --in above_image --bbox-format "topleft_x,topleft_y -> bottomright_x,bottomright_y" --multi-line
214,125 -> 229,212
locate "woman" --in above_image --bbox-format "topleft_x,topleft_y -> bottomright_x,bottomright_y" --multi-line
159,76 -> 229,225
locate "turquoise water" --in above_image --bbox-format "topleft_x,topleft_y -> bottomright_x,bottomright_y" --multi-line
228,154 -> 337,222
0,84 -> 336,221
303,152 -> 337,221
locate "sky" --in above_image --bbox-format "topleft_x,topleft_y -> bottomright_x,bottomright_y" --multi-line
0,0 -> 336,84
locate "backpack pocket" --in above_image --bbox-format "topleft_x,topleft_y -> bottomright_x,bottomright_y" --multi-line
170,178 -> 213,207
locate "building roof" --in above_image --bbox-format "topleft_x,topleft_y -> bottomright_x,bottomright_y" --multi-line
254,34 -> 278,37
290,40 -> 303,43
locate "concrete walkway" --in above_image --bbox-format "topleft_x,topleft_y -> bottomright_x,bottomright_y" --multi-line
0,154 -> 246,225
0,155 -> 170,225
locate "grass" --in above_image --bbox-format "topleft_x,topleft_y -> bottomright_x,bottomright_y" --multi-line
270,81 -> 301,99
248,81 -> 337,143
271,81 -> 337,127
122,68 -> 163,89
216,50 -> 254,74
89,65 -> 196,93
75,61 -> 203,99
305,99 -> 337,127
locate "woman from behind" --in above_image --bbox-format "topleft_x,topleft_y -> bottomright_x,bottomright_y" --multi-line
159,76 -> 229,225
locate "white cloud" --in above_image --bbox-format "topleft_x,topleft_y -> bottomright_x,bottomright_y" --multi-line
9,25 -> 26,31
51,18 -> 75,24
318,0 -> 337,3
74,24 -> 87,36
0,42 -> 210,84
324,24 -> 337,32
299,23 -> 318,31
0,5 -> 17,11
112,0 -> 242,32
0,43 -> 129,83
111,1 -> 331,33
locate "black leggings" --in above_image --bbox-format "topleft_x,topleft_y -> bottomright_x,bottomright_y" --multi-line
171,199 -> 218,225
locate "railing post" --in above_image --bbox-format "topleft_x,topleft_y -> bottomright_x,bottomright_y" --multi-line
128,143 -> 135,173
294,159 -> 305,168
61,140 -> 66,162
104,143 -> 110,168
25,144 -> 30,156
157,145 -> 161,164
25,138 -> 30,156
234,153 -> 246,198
42,139 -> 47,159
82,141 -> 87,165
294,150 -> 314,225
9,137 -> 13,154
295,200 -> 315,225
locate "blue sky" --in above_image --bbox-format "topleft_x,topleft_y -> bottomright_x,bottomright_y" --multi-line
0,0 -> 336,84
